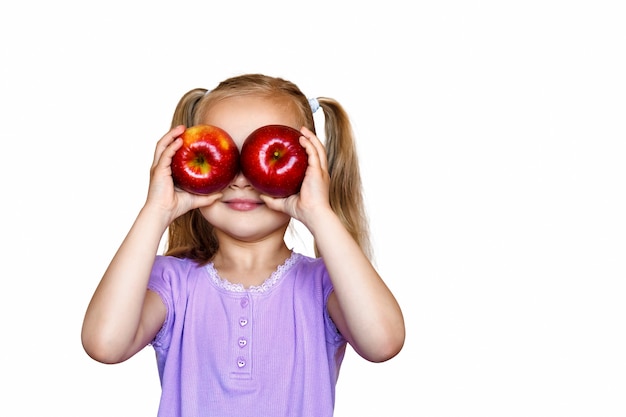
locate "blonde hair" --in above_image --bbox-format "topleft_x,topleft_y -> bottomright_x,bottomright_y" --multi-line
165,73 -> 371,263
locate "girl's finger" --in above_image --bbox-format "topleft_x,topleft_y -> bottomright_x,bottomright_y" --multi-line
300,127 -> 328,171
152,125 -> 185,169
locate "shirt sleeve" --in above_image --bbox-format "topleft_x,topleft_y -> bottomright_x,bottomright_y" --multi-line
147,255 -> 176,349
319,259 -> 347,346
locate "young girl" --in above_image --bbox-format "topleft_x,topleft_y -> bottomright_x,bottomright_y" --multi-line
81,73 -> 405,417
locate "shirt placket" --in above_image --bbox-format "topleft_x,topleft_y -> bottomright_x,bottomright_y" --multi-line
231,294 -> 252,379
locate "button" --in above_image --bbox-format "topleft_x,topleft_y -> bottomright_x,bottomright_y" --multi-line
239,318 -> 248,327
240,297 -> 249,308
238,338 -> 247,348
237,357 -> 246,368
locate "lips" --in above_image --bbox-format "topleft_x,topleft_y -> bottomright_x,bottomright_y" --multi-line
224,198 -> 264,211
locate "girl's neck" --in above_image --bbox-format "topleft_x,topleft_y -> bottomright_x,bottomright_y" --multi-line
210,239 -> 293,288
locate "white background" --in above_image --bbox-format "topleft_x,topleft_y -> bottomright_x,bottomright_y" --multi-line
1,1 -> 625,416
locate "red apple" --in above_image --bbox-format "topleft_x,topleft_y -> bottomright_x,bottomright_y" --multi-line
240,125 -> 308,198
171,125 -> 240,195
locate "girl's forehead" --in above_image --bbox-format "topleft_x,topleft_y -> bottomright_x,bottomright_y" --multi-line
200,96 -> 301,145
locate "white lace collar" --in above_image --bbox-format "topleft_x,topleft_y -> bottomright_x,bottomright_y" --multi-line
206,251 -> 301,293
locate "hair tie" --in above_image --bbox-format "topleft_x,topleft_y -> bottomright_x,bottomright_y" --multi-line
308,97 -> 320,114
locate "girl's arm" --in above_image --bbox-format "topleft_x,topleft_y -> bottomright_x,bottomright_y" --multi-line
262,128 -> 405,363
313,210 -> 405,363
81,126 -> 221,364
81,204 -> 170,364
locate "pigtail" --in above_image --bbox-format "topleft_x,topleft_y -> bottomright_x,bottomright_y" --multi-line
170,88 -> 208,128
318,97 -> 372,260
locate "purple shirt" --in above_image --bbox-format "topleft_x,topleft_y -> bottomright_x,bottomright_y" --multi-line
148,251 -> 347,417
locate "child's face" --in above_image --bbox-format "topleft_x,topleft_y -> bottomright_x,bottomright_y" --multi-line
198,95 -> 302,241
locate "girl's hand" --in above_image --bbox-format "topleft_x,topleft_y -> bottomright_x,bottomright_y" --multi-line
261,127 -> 333,226
146,125 -> 222,223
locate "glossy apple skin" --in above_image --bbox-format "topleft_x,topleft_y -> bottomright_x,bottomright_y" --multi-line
171,125 -> 240,195
240,125 -> 308,198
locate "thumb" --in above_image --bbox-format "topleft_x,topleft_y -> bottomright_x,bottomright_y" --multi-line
260,194 -> 289,214
190,192 -> 223,210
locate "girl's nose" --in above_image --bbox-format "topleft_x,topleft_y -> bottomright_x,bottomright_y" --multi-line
229,171 -> 252,189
